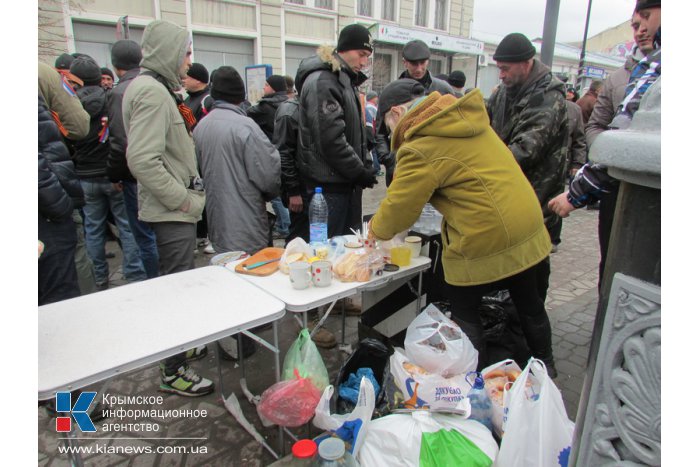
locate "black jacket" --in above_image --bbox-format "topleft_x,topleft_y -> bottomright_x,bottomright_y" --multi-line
184,85 -> 211,127
272,98 -> 301,199
106,68 -> 139,183
72,85 -> 110,179
247,91 -> 289,141
38,93 -> 84,220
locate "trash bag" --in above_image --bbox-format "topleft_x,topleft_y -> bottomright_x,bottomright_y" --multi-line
334,338 -> 393,416
257,369 -> 321,427
405,304 -> 478,377
282,329 -> 330,392
478,290 -> 530,368
495,358 -> 575,467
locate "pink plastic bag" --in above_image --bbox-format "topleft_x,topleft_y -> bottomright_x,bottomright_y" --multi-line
257,369 -> 322,427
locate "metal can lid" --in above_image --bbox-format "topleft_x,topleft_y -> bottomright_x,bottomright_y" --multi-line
292,439 -> 318,459
318,437 -> 345,460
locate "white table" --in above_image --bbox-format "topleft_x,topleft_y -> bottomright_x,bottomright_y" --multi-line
39,266 -> 285,400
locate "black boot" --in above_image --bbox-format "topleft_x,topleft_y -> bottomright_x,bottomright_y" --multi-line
519,315 -> 558,378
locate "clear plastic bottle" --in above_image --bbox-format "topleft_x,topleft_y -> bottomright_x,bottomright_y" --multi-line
467,373 -> 494,432
291,439 -> 318,466
314,437 -> 356,466
309,187 -> 328,245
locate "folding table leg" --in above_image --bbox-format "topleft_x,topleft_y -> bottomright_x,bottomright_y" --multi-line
416,270 -> 424,314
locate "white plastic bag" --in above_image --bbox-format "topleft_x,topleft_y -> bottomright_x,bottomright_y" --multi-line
405,304 -> 478,377
495,358 -> 575,467
278,237 -> 314,274
389,348 -> 471,412
480,359 -> 523,437
313,377 -> 375,457
358,411 -> 498,467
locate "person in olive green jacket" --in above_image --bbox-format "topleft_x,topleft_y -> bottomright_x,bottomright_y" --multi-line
368,79 -> 556,376
122,19 -> 213,397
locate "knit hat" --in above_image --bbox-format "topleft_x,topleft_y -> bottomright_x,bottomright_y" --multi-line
448,70 -> 466,88
101,67 -> 114,80
210,66 -> 246,104
366,90 -> 378,101
187,63 -> 209,84
377,78 -> 425,132
635,0 -> 660,11
111,40 -> 142,70
70,56 -> 102,86
337,24 -> 373,53
402,40 -> 431,61
493,33 -> 536,62
266,75 -> 287,93
54,53 -> 74,70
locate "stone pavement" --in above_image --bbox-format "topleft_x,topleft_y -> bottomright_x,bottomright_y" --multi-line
38,180 -> 601,466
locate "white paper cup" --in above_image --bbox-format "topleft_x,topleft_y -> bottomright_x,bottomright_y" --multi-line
405,236 -> 423,258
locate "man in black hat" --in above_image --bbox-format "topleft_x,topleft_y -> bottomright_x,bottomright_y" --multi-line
447,70 -> 466,97
183,62 -> 211,128
101,67 -> 114,90
486,32 -> 568,308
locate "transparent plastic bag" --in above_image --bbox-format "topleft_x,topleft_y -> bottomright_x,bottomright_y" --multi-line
257,369 -> 322,427
279,237 -> 314,274
282,329 -> 330,392
332,248 -> 385,282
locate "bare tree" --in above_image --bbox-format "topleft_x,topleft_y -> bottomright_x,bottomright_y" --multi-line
37,0 -> 89,63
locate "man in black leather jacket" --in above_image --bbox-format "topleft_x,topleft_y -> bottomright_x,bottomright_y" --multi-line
294,24 -> 377,237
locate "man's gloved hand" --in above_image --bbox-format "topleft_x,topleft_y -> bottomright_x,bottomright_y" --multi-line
355,168 -> 378,188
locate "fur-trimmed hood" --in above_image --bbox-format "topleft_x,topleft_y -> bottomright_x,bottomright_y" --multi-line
294,45 -> 367,94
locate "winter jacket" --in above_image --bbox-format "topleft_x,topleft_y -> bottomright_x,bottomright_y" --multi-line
295,45 -> 372,192
247,91 -> 289,141
576,91 -> 598,124
38,62 -> 89,141
370,90 -> 551,286
71,85 -> 110,178
273,98 -> 303,199
38,93 -> 84,220
585,51 -> 640,146
487,59 -> 568,238
565,101 -> 587,172
106,67 -> 140,183
397,70 -> 455,96
122,20 -> 205,224
194,102 -> 281,255
184,85 -> 211,127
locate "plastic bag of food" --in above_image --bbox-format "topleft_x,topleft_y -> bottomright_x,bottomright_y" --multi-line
279,237 -> 314,274
282,329 -> 330,392
405,304 -> 478,377
480,359 -> 523,437
257,369 -> 322,427
333,248 -> 385,282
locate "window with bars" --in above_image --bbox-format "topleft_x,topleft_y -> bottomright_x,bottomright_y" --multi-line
415,0 -> 428,27
357,0 -> 372,17
381,0 -> 395,21
434,0 -> 447,30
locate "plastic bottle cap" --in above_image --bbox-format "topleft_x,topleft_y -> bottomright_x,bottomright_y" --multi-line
318,437 -> 345,460
315,187 -> 322,193
292,439 -> 318,459
473,374 -> 485,390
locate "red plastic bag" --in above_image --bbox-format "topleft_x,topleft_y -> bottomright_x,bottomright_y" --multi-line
257,369 -> 322,427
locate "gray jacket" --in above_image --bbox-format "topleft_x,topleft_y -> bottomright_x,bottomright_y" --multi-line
565,101 -> 587,171
585,50 -> 641,146
193,102 -> 281,255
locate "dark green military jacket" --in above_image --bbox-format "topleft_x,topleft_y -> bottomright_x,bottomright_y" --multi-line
487,59 -> 568,238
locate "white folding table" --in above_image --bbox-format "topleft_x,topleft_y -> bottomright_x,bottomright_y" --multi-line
38,266 -> 286,464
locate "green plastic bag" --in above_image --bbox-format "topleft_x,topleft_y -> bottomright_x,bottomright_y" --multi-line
282,329 -> 329,391
420,429 -> 493,467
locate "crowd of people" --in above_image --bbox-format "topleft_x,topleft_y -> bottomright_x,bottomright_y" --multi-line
38,0 -> 660,398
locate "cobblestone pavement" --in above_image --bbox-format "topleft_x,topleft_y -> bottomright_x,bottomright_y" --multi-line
38,179 -> 601,466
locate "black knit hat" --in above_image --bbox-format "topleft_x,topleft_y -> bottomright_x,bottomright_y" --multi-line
101,67 -> 114,80
55,53 -> 74,70
70,56 -> 102,86
210,66 -> 246,104
111,40 -> 142,70
402,40 -> 431,61
493,33 -> 536,62
187,63 -> 209,84
635,0 -> 660,11
448,70 -> 466,88
337,24 -> 373,53
266,75 -> 287,93
377,78 -> 425,132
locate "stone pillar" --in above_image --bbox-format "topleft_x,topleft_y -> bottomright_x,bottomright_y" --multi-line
571,80 -> 661,465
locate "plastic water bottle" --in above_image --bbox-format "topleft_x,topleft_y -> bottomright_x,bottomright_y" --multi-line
314,437 -> 356,466
467,373 -> 494,432
309,187 -> 328,245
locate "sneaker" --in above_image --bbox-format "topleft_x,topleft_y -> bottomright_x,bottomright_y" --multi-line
185,345 -> 208,362
159,365 -> 214,397
203,243 -> 215,254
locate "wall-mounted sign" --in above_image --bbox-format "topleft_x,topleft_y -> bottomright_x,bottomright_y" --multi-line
371,24 -> 484,56
245,64 -> 273,104
584,66 -> 606,79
